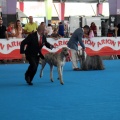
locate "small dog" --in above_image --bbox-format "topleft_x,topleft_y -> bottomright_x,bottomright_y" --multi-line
40,47 -> 69,85
77,50 -> 105,70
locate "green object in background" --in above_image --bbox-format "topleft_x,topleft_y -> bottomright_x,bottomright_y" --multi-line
45,0 -> 53,20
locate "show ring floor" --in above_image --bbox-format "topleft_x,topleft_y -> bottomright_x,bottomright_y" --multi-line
0,60 -> 120,120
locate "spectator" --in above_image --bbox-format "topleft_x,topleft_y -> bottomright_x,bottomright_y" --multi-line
115,23 -> 120,59
51,28 -> 61,40
64,24 -> 69,37
46,23 -> 53,37
90,22 -> 97,37
58,22 -> 64,37
40,22 -> 48,36
67,25 -> 90,71
83,28 -> 94,38
0,18 -> 9,63
0,18 -> 9,40
40,22 -> 46,27
7,22 -> 16,38
101,20 -> 109,36
53,23 -> 57,29
24,16 -> 38,36
107,25 -> 115,37
115,23 -> 120,37
89,29 -> 94,38
14,20 -> 23,38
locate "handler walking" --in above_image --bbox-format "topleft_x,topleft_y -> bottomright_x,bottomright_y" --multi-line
20,25 -> 54,85
67,25 -> 90,71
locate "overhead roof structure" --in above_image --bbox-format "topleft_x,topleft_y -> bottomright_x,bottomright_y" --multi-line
18,0 -> 108,3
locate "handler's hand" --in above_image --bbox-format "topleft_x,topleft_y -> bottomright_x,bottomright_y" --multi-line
22,54 -> 26,62
81,48 -> 85,51
50,45 -> 56,49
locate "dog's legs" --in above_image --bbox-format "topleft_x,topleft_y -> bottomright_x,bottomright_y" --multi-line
40,60 -> 46,78
50,65 -> 54,82
57,66 -> 63,80
97,56 -> 105,70
57,65 -> 64,85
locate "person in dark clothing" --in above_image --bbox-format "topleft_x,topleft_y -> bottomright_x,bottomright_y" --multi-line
20,25 -> 54,85
58,22 -> 64,37
115,23 -> 120,59
115,23 -> 120,37
0,18 -> 9,64
0,18 -> 9,39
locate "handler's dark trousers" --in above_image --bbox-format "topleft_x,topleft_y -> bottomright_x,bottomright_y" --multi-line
25,55 -> 39,82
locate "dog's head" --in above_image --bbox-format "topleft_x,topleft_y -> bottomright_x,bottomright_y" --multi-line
61,47 -> 69,57
77,50 -> 87,62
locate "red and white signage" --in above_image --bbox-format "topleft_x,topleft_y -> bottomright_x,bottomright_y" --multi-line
0,37 -> 120,60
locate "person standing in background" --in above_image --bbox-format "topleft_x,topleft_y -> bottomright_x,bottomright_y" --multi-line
0,18 -> 9,63
58,22 -> 64,37
46,23 -> 53,37
14,20 -> 23,38
0,18 -> 9,40
24,16 -> 38,36
40,22 -> 48,36
90,22 -> 97,37
115,23 -> 120,37
115,23 -> 120,59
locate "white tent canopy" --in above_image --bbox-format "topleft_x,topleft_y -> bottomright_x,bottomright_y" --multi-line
16,8 -> 28,18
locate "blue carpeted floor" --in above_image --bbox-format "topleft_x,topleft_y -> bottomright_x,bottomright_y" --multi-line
0,60 -> 120,120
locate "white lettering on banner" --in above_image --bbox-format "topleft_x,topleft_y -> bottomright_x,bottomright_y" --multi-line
97,39 -> 116,47
0,39 -> 22,54
82,37 -> 120,51
54,40 -> 68,47
83,40 -> 95,47
45,38 -> 120,52
44,38 -> 69,52
7,41 -> 21,50
0,37 -> 120,54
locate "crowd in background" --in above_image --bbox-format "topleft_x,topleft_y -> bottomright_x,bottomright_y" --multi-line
1,15 -> 120,40
1,15 -> 120,64
0,16 -> 69,40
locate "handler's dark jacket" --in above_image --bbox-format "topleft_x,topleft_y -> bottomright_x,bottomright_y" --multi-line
20,31 -> 52,59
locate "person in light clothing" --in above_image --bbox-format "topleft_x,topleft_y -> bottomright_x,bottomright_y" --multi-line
46,23 -> 53,37
24,16 -> 38,36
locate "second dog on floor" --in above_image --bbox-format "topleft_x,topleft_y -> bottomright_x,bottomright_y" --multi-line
77,50 -> 105,70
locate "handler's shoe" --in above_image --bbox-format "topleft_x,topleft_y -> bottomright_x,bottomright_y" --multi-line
73,68 -> 81,71
25,76 -> 33,85
28,82 -> 33,85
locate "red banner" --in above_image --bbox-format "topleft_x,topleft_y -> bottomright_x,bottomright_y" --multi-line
0,37 -> 120,60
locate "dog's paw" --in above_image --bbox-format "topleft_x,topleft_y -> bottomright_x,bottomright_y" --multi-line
40,71 -> 43,78
40,74 -> 42,78
51,79 -> 54,82
40,75 -> 42,78
61,82 -> 64,85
